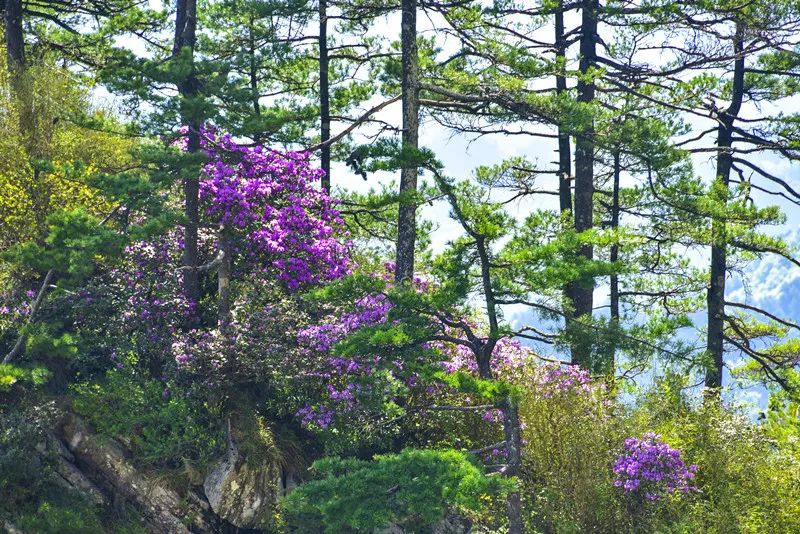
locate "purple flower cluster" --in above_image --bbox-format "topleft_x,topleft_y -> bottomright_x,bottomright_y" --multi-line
296,403 -> 335,429
294,293 -> 393,427
439,337 -> 531,375
532,363 -> 597,398
613,433 -> 698,501
297,294 -> 392,355
197,131 -> 350,290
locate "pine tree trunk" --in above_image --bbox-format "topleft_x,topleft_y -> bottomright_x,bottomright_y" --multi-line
248,14 -> 262,144
568,0 -> 598,369
555,0 -> 572,215
395,0 -> 419,284
174,0 -> 202,315
4,0 -> 24,72
608,149 -> 621,372
319,0 -> 332,191
706,24 -> 745,392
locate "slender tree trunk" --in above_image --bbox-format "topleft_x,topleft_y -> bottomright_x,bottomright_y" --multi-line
248,15 -> 262,145
4,270 -> 54,364
501,397 -> 523,534
706,25 -> 745,391
395,0 -> 419,284
555,0 -> 572,215
4,0 -> 24,72
608,149 -> 621,372
217,228 -> 232,329
568,0 -> 598,368
174,0 -> 202,316
319,0 -> 331,191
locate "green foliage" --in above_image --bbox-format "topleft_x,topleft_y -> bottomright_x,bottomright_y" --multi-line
518,371 -> 800,533
283,448 -> 513,533
0,404 -> 58,518
4,208 -> 124,283
519,369 -> 626,531
0,49 -> 136,249
763,395 -> 800,452
644,396 -> 800,532
72,367 -> 224,471
433,370 -> 518,403
15,500 -> 105,534
0,362 -> 49,391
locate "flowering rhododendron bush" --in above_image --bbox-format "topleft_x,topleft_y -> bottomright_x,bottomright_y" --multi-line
198,131 -> 350,290
613,433 -> 698,501
62,131 -> 354,382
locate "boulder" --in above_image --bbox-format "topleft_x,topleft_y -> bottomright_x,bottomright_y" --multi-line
203,415 -> 299,530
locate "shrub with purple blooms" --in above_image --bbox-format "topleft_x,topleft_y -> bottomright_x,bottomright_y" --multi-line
198,131 -> 350,291
613,433 -> 698,502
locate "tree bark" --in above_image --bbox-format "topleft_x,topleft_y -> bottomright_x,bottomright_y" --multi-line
319,0 -> 332,191
395,0 -> 420,284
173,0 -> 202,316
3,270 -> 54,363
217,227 -> 232,329
248,13 -> 262,144
555,0 -> 572,215
706,24 -> 745,391
608,149 -> 621,372
501,397 -> 523,534
4,0 -> 24,72
567,0 -> 598,369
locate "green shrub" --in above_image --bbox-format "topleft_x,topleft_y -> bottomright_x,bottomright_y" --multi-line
72,367 -> 224,471
517,365 -> 628,532
518,368 -> 800,533
283,448 -> 513,533
15,500 -> 105,534
0,362 -> 49,391
646,399 -> 800,533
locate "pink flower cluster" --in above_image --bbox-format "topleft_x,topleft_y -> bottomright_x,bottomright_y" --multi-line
439,337 -> 531,375
529,363 -> 597,398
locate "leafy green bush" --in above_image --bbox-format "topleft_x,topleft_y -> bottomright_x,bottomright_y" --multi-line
0,362 -> 49,391
517,365 -> 628,532
15,500 -> 105,534
283,448 -> 513,533
643,394 -> 800,533
72,366 -> 224,471
518,369 -> 800,533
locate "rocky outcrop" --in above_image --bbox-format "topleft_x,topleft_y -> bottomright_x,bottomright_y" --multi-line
45,410 -> 302,533
37,434 -> 106,505
203,416 -> 299,530
57,413 -> 217,534
375,514 -> 472,534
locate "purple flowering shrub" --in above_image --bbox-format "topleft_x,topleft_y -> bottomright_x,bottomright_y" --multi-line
0,287 -> 34,341
292,276 -> 407,431
63,231 -> 199,375
438,336 -> 531,377
70,129 -> 352,378
613,433 -> 698,501
198,131 -> 350,291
